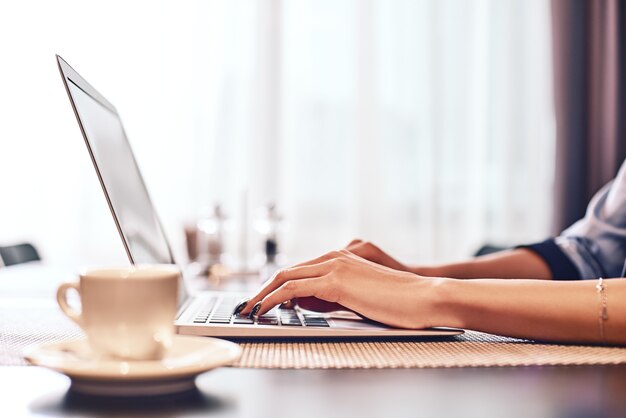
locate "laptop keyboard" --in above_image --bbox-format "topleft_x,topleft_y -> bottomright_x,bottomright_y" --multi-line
192,296 -> 329,327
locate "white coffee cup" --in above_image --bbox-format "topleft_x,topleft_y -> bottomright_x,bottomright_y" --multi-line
56,265 -> 179,361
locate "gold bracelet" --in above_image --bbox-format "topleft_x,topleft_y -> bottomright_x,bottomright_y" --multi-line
595,277 -> 609,344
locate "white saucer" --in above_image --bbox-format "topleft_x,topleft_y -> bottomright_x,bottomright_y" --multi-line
23,335 -> 241,397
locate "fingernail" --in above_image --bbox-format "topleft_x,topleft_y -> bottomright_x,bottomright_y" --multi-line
233,298 -> 249,315
249,301 -> 262,319
279,300 -> 295,309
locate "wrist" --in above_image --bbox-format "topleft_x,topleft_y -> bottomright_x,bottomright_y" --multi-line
427,277 -> 467,329
411,265 -> 444,277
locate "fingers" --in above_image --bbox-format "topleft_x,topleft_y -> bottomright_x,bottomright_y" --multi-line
277,250 -> 345,273
279,299 -> 296,309
345,241 -> 377,260
240,259 -> 336,315
255,277 -> 332,317
343,240 -> 407,272
346,239 -> 363,248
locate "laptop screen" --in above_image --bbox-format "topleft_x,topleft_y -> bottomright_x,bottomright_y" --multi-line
58,56 -> 188,307
66,80 -> 174,265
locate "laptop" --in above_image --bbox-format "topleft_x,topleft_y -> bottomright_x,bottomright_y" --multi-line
56,55 -> 462,338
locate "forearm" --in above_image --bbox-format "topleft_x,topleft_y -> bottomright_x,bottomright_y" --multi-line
430,277 -> 626,345
413,249 -> 552,280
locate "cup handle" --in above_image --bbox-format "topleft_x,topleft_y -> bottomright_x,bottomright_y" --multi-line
56,282 -> 83,327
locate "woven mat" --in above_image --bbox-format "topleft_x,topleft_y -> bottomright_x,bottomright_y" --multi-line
3,303 -> 626,368
0,301 -> 85,366
233,332 -> 626,368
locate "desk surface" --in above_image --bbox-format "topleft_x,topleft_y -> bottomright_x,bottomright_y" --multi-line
4,365 -> 626,417
2,264 -> 626,417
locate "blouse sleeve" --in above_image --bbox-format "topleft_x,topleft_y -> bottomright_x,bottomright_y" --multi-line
519,160 -> 626,280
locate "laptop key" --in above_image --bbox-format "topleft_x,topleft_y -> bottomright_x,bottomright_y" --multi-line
258,318 -> 279,325
281,317 -> 302,323
305,321 -> 329,327
209,318 -> 231,324
233,318 -> 254,324
281,321 -> 303,326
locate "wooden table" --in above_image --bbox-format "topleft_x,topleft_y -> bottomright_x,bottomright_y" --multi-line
2,264 -> 626,417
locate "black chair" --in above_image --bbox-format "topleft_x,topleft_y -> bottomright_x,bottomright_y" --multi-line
0,243 -> 41,267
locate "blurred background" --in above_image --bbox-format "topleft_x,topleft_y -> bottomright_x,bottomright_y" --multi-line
0,0 -> 623,272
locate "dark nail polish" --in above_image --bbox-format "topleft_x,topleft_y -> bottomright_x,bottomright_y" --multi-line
233,298 -> 249,315
249,301 -> 262,319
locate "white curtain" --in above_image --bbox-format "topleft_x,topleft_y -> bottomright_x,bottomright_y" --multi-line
193,0 -> 555,266
0,0 -> 554,269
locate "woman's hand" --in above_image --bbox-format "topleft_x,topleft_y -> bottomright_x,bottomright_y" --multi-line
343,239 -> 412,272
343,239 -> 439,276
239,249 -> 445,329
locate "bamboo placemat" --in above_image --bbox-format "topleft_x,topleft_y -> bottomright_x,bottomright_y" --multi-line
233,331 -> 626,368
3,304 -> 626,368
